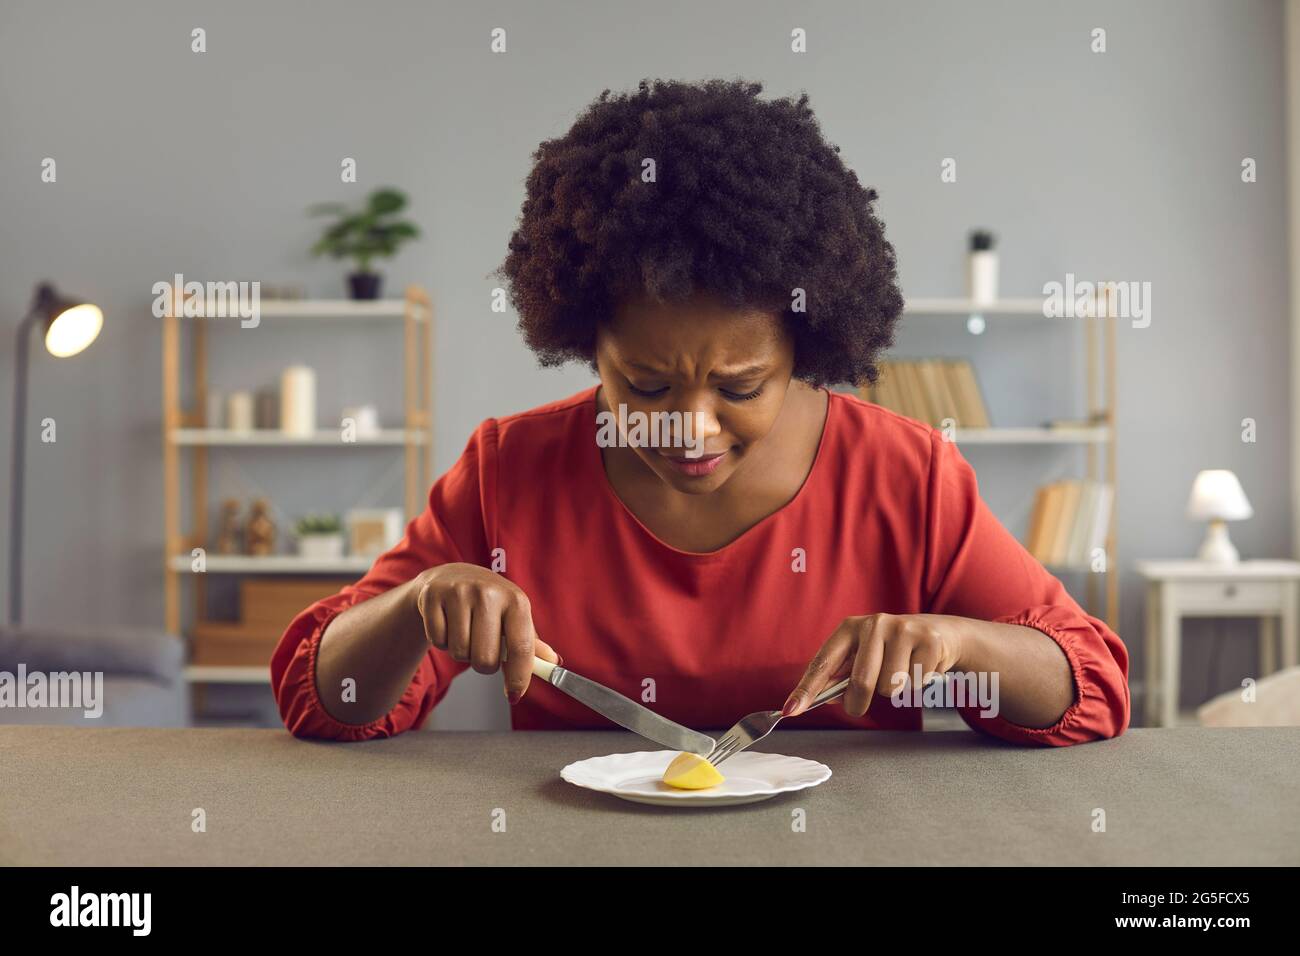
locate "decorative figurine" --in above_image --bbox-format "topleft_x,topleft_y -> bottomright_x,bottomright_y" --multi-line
216,499 -> 242,554
245,498 -> 277,556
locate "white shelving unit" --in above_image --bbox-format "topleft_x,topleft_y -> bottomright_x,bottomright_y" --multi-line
903,297 -> 1048,316
162,285 -> 434,688
183,665 -> 272,685
881,295 -> 1118,628
204,299 -> 416,321
946,426 -> 1112,445
167,554 -> 377,574
170,429 -> 425,446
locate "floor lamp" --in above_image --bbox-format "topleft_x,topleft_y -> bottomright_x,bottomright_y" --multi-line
8,282 -> 103,626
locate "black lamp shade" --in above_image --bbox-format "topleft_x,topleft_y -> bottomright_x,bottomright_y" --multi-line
32,282 -> 103,357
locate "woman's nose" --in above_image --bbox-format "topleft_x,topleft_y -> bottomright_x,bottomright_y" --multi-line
675,402 -> 721,444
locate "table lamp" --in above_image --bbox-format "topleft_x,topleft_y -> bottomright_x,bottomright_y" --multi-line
1186,469 -> 1253,564
8,282 -> 103,625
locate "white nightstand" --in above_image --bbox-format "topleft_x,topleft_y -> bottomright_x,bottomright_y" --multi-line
1135,560 -> 1300,727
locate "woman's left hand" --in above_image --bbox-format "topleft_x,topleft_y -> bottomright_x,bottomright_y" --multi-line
782,613 -> 968,718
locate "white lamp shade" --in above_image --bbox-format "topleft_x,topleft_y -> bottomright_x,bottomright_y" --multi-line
44,303 -> 103,357
1186,469 -> 1253,521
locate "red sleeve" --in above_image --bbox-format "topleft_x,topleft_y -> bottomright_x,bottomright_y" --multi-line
269,420 -> 496,740
920,430 -> 1131,746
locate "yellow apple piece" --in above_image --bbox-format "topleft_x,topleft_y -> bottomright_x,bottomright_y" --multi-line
662,751 -> 725,790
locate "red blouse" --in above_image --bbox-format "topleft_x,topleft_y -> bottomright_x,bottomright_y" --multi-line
271,387 -> 1130,746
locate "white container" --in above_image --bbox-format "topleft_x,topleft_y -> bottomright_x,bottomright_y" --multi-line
340,404 -> 380,438
967,250 -> 999,306
227,391 -> 254,432
297,533 -> 344,560
346,507 -> 405,556
206,390 -> 225,429
280,365 -> 317,436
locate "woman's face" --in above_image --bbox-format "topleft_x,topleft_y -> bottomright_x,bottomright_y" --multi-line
594,293 -> 796,495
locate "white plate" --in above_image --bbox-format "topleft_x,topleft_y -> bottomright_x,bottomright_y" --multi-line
560,750 -> 832,807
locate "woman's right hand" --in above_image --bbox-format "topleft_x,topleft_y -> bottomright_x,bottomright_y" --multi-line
412,563 -> 560,704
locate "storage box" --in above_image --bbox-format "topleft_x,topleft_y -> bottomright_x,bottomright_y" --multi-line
190,577 -> 356,667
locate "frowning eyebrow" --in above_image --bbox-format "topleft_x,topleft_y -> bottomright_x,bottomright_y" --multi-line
625,361 -> 771,379
711,364 -> 770,379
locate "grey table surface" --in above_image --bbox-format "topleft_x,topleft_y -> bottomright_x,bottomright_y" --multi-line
1,725 -> 1297,866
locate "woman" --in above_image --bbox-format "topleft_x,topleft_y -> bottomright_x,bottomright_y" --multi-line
272,78 -> 1129,746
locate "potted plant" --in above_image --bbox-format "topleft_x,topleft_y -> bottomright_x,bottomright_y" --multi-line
294,513 -> 345,559
308,188 -> 420,300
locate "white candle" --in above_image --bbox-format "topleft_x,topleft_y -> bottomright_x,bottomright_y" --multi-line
206,390 -> 225,429
280,365 -> 317,436
227,392 -> 254,432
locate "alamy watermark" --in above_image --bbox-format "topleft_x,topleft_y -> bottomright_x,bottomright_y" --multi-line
1042,273 -> 1151,328
596,403 -> 706,457
890,664 -> 1000,718
151,273 -> 261,328
0,664 -> 104,718
50,886 -> 150,935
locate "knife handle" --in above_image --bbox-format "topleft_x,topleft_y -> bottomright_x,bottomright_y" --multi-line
500,642 -> 559,682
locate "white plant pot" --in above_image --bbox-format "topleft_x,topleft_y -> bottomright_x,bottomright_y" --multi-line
297,533 -> 344,560
967,250 -> 999,306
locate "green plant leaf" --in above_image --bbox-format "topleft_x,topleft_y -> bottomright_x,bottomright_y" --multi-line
309,189 -> 419,266
368,189 -> 406,215
295,513 -> 342,534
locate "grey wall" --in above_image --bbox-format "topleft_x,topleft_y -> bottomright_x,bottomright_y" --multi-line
0,0 -> 1290,729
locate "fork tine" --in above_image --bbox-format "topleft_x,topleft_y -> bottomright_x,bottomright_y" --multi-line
708,740 -> 739,766
705,707 -> 790,767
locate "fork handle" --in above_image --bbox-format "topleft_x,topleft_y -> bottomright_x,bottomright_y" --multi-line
804,677 -> 851,711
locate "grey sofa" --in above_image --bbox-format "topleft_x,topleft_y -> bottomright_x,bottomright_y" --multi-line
0,625 -> 188,727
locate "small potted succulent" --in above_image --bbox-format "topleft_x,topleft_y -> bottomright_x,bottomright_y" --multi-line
294,513 -> 345,559
308,188 -> 420,300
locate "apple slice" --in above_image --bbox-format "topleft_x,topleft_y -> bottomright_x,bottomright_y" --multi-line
662,751 -> 725,790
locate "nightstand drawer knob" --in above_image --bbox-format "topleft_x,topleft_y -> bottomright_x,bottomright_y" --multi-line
1224,585 -> 1237,598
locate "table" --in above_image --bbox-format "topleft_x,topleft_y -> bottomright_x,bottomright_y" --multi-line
1135,560 -> 1300,727
2,725 -> 1297,865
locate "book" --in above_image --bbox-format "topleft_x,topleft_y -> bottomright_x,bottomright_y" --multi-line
1086,483 -> 1114,567
865,358 -> 991,429
1038,482 -> 1068,561
899,361 -> 931,424
1065,481 -> 1096,567
1050,482 -> 1082,566
1026,485 -> 1050,559
947,359 -> 990,428
930,358 -> 961,426
1023,479 -> 1113,568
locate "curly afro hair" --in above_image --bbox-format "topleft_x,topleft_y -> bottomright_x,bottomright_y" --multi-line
493,77 -> 904,388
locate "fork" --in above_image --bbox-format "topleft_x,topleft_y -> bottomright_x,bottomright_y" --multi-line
706,677 -> 851,767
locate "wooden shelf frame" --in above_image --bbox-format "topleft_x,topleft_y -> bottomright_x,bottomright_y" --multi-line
889,294 -> 1119,631
162,284 -> 434,648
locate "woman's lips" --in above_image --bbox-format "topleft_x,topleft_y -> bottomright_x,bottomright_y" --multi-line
661,451 -> 727,477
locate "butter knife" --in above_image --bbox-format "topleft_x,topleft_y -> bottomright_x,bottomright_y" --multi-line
526,657 -> 715,755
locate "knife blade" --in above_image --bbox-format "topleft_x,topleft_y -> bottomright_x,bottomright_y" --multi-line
523,656 -> 715,755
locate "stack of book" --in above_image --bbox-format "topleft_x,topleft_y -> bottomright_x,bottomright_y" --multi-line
1026,480 -> 1113,568
862,359 -> 990,428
